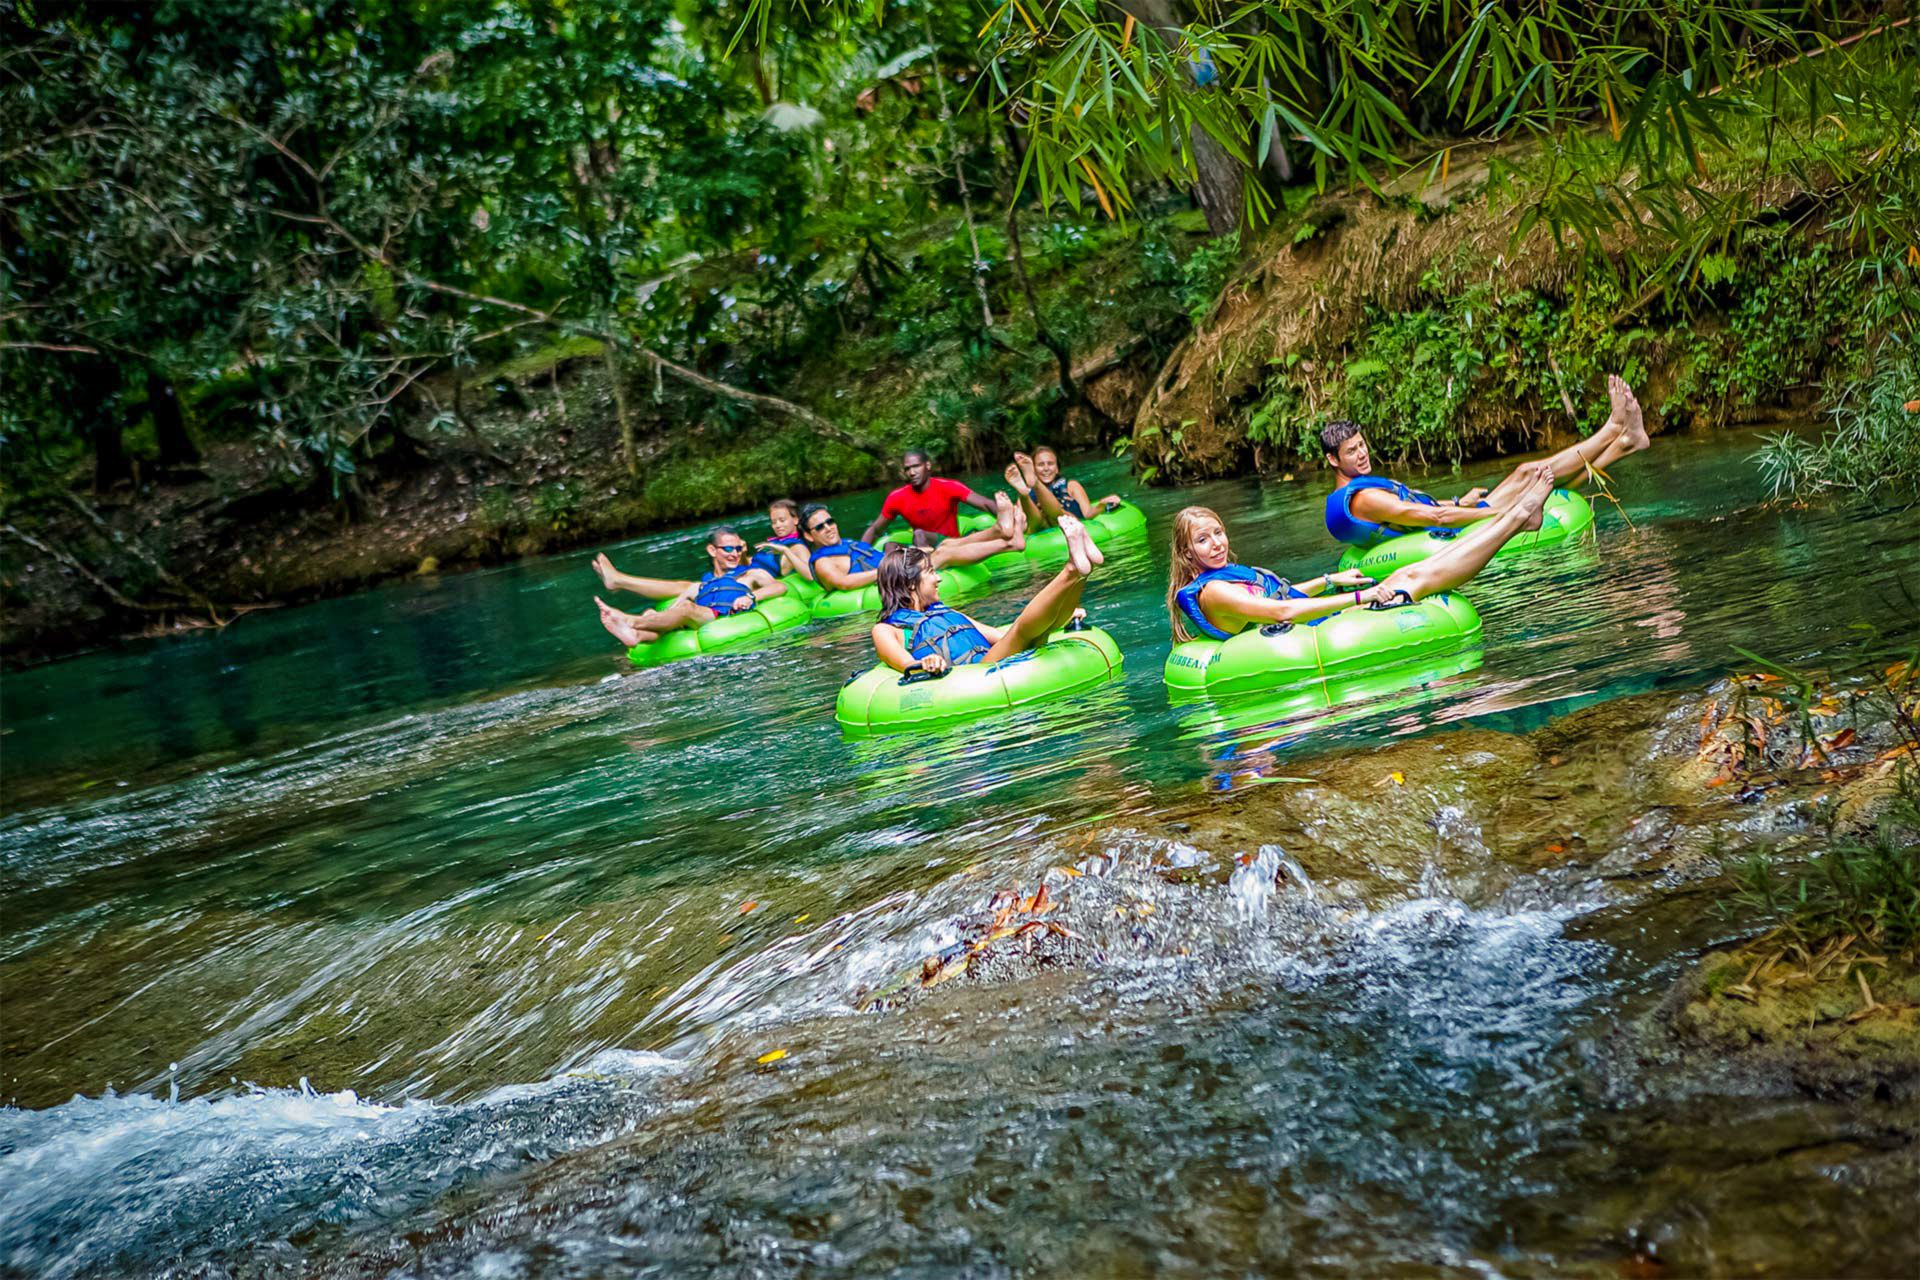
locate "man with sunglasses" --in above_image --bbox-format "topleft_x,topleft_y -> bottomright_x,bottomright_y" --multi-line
765,501 -> 1026,594
591,525 -> 789,650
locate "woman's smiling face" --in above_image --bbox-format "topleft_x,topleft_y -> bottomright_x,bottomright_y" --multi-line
1190,515 -> 1231,570
1034,449 -> 1061,483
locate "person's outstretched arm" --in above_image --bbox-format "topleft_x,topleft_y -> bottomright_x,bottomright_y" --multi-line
760,540 -> 816,580
1199,581 -> 1391,632
1297,569 -> 1375,597
814,557 -> 879,592
1349,487 -> 1494,531
860,511 -> 895,544
960,487 -> 996,514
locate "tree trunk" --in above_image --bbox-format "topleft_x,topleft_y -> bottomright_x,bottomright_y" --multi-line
147,368 -> 201,467
1117,0 -> 1249,235
924,15 -> 993,330
1190,128 -> 1246,235
79,360 -> 132,491
1006,206 -> 1084,412
604,344 -> 637,477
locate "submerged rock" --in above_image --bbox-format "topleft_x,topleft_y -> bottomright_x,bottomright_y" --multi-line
1657,945 -> 1919,1101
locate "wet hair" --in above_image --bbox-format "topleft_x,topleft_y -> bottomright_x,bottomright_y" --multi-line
1032,445 -> 1058,462
769,497 -> 800,519
797,503 -> 833,541
1166,505 -> 1228,644
902,448 -> 930,467
1320,419 -> 1363,457
876,544 -> 933,614
707,525 -> 744,548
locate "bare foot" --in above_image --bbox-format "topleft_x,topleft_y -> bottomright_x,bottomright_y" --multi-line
1004,463 -> 1026,494
596,596 -> 645,647
1058,515 -> 1099,575
993,491 -> 1018,540
1514,468 -> 1554,532
1013,452 -> 1040,489
592,553 -> 620,591
1610,373 -> 1649,452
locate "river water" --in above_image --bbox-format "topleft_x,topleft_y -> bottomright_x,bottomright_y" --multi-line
2,430 -> 1915,1277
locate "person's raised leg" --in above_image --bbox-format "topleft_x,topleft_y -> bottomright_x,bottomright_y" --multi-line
1479,375 -> 1644,509
1583,374 -> 1648,475
935,493 -> 1028,566
979,516 -> 1103,662
597,596 -> 712,647
1016,452 -> 1070,522
1384,465 -> 1553,600
1007,463 -> 1051,529
593,554 -> 694,600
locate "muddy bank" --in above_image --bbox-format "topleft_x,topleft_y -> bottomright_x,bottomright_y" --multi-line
1130,168 -> 1859,482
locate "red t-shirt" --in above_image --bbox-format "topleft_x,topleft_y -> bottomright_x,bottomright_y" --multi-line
880,477 -> 971,537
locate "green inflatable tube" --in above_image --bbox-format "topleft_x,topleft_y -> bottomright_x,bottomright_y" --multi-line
1163,592 -> 1482,699
625,591 -> 812,668
836,624 -> 1124,737
807,559 -> 990,620
1335,488 -> 1593,577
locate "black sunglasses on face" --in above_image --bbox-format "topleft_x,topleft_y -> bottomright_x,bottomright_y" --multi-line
807,519 -> 834,533
717,544 -> 748,554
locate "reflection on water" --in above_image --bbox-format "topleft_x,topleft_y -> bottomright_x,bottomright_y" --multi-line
3,433 -> 1918,1278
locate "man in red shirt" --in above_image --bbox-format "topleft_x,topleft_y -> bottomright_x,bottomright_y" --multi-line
862,449 -> 999,546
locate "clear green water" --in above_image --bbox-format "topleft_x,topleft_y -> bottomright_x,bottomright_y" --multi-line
2,432 -> 1915,1277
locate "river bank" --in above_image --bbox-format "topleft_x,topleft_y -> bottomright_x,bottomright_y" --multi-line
0,209 -> 1202,668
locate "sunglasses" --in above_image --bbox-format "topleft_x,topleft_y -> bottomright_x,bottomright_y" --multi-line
717,543 -> 748,554
806,518 -> 835,533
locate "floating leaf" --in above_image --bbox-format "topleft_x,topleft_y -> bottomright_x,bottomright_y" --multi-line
756,1049 -> 788,1065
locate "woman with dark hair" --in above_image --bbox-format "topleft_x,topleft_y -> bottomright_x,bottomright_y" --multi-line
872,515 -> 1104,675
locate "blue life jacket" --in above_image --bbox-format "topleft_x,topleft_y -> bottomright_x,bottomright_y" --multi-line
809,539 -> 885,577
881,603 -> 994,667
1045,477 -> 1086,518
1175,564 -> 1305,641
1325,475 -> 1443,547
750,532 -> 802,576
694,567 -> 757,616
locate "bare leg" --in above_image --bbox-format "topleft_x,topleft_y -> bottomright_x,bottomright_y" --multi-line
1582,375 -> 1648,476
977,517 -> 1104,661
980,566 -> 1088,663
1017,452 -> 1070,522
1383,467 -> 1554,600
1007,464 -> 1050,529
593,554 -> 694,600
596,596 -> 713,648
935,496 -> 1028,567
1480,375 -> 1646,507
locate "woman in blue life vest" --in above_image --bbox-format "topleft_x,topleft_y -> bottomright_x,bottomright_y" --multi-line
1168,463 -> 1559,642
873,514 -> 1105,675
762,499 -> 1029,594
748,497 -> 808,577
1005,446 -> 1122,530
592,525 -> 789,650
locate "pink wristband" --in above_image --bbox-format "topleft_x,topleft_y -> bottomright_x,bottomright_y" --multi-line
1354,590 -> 1362,605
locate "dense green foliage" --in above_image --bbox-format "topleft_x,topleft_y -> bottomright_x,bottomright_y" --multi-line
5,0 -> 1915,518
